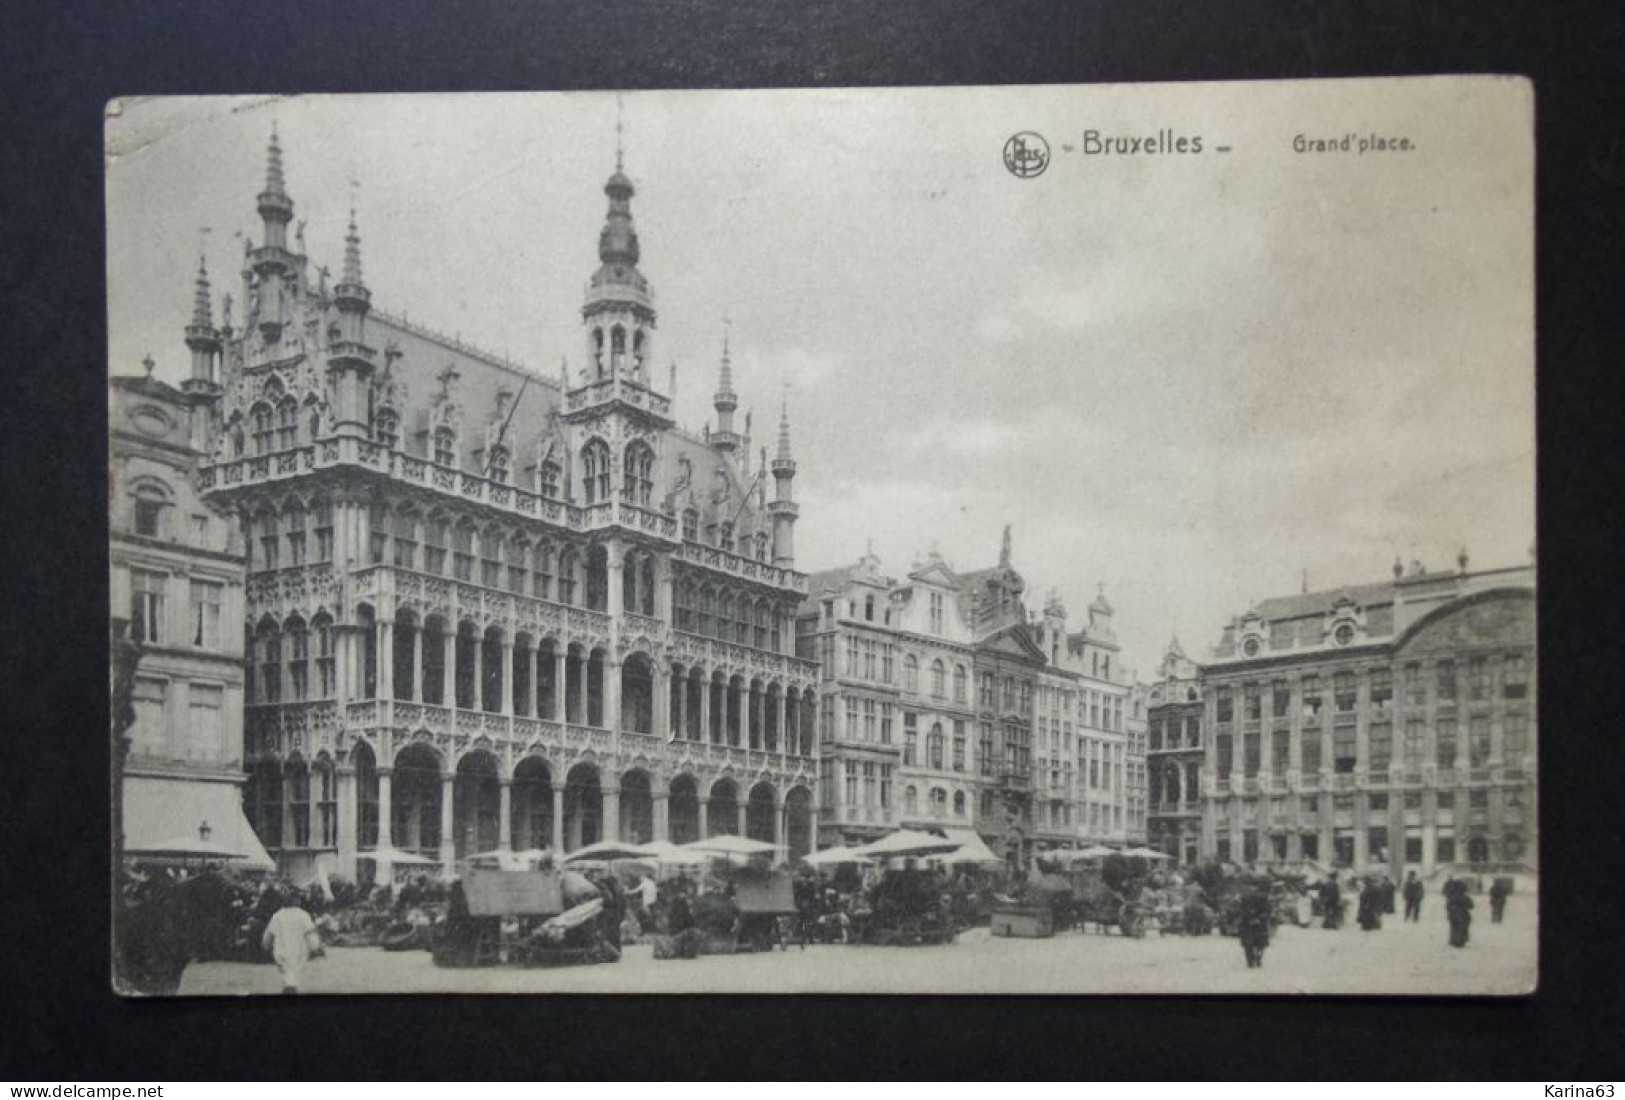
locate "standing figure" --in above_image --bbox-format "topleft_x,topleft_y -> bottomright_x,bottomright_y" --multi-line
1319,876 -> 1343,930
260,889 -> 323,994
1237,883 -> 1273,968
1402,871 -> 1425,922
1488,878 -> 1510,924
1444,878 -> 1474,948
1381,875 -> 1397,915
1357,878 -> 1383,931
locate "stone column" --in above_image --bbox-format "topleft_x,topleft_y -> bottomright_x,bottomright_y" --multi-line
772,795 -> 784,845
412,624 -> 425,704
377,768 -> 394,848
736,800 -> 747,838
498,780 -> 513,850
776,692 -> 788,754
440,630 -> 454,712
606,540 -> 624,619
699,674 -> 712,743
336,764 -> 358,877
751,687 -> 764,750
554,647 -> 568,723
377,618 -> 394,702
603,787 -> 621,843
698,796 -> 711,839
606,657 -> 622,733
439,772 -> 455,874
551,790 -> 565,853
653,792 -> 669,842
677,674 -> 690,741
500,637 -> 515,716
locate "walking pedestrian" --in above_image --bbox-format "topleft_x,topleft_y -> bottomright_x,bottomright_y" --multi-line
1357,878 -> 1383,931
1402,871 -> 1424,922
1488,878 -> 1510,924
1319,876 -> 1342,930
1238,882 -> 1272,968
260,889 -> 323,994
1444,877 -> 1474,948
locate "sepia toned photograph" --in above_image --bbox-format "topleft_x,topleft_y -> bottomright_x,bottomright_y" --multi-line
106,77 -> 1535,996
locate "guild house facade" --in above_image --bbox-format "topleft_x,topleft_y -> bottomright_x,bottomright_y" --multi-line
111,366 -> 273,869
1145,635 -> 1206,865
180,130 -> 820,881
798,532 -> 1140,867
1199,556 -> 1536,877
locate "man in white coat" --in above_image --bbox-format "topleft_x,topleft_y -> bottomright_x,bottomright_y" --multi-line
260,890 -> 324,994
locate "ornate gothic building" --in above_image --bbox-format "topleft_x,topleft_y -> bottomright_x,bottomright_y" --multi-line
183,130 -> 819,881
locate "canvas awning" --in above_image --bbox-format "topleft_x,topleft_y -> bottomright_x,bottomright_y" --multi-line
928,827 -> 1004,866
121,773 -> 275,870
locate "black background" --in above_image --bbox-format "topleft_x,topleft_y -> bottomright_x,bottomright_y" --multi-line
2,0 -> 1623,1081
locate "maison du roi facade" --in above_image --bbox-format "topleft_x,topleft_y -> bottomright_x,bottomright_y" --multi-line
1144,557 -> 1536,877
797,535 -> 1148,867
154,130 -> 822,882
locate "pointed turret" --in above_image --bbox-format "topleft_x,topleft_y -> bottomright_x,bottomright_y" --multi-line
333,208 -> 371,316
327,208 -> 376,439
767,396 -> 799,566
256,124 -> 294,251
581,134 -> 656,387
710,328 -> 742,454
182,257 -> 222,391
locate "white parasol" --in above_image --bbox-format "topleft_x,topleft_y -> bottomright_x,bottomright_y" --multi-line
851,829 -> 963,860
802,845 -> 875,867
682,835 -> 783,858
562,840 -> 656,863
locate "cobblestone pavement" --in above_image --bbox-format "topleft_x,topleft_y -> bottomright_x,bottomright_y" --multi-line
178,890 -> 1535,996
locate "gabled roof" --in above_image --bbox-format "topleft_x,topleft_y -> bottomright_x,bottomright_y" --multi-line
978,621 -> 1049,664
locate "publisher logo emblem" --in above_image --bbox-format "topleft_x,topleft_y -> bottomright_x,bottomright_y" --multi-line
1003,131 -> 1050,179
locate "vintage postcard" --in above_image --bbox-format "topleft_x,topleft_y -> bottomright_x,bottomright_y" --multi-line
107,77 -> 1534,995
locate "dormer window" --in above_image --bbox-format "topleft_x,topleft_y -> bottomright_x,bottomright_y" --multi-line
1333,622 -> 1355,647
133,487 -> 167,538
433,427 -> 457,468
373,408 -> 399,450
487,444 -> 510,484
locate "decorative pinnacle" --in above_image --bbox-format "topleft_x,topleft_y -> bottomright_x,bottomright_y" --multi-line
265,124 -> 286,195
615,94 -> 625,173
775,396 -> 793,461
342,208 -> 363,286
191,256 -> 214,328
717,323 -> 736,401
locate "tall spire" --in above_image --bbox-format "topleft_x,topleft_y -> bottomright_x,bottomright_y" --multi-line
191,257 -> 214,329
776,395 -> 793,461
718,323 -> 735,398
342,208 -> 363,286
264,122 -> 286,197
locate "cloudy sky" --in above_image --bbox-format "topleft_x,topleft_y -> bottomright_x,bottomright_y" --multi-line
106,79 -> 1534,676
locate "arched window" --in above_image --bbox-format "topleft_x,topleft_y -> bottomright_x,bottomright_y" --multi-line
682,508 -> 698,541
313,613 -> 336,697
373,408 -> 399,449
230,419 -> 245,458
931,787 -> 947,818
256,620 -> 282,704
719,522 -> 735,553
676,581 -> 695,633
904,785 -> 918,816
953,790 -> 966,817
697,587 -> 714,637
305,399 -> 322,443
132,483 -> 169,538
930,659 -> 947,699
610,325 -> 626,372
433,426 -> 457,467
718,592 -> 734,643
903,654 -> 919,693
533,543 -> 554,600
928,723 -> 945,769
480,527 -> 503,586
864,595 -> 875,622
754,601 -> 769,649
251,404 -> 274,455
314,756 -> 338,847
556,549 -> 578,606
277,398 -> 299,450
623,441 -> 654,506
255,510 -> 280,570
582,439 -> 611,504
953,664 -> 967,703
423,513 -> 449,574
285,615 -> 309,700
282,500 -> 306,566
391,510 -> 418,569
540,459 -> 561,500
486,444 -> 510,484
756,532 -> 769,562
286,759 -> 311,846
452,520 -> 475,581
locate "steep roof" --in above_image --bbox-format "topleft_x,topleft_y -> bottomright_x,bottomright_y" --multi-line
1250,580 -> 1398,623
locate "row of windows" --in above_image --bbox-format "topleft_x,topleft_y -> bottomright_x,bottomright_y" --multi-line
1149,714 -> 1202,751
129,569 -> 227,650
244,758 -> 340,850
247,615 -> 338,704
1214,831 -> 1525,867
1213,712 -> 1531,775
1214,656 -> 1531,723
128,676 -> 225,761
674,582 -> 785,651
